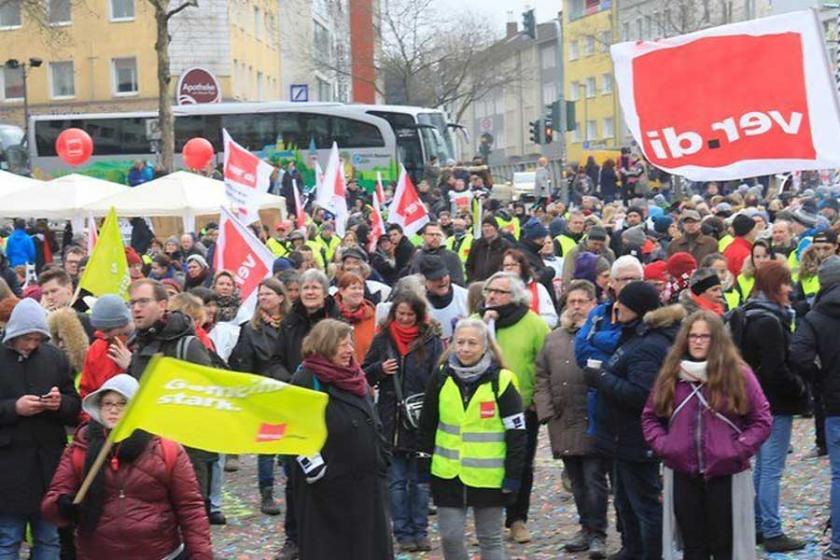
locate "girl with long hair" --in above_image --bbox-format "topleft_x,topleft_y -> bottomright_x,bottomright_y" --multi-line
642,311 -> 771,560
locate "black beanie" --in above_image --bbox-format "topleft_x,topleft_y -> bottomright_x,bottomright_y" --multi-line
732,214 -> 756,237
617,281 -> 662,317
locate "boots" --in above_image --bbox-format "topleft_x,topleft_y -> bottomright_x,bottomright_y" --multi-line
260,487 -> 281,516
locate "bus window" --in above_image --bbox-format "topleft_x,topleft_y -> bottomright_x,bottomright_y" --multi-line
36,119 -> 79,156
331,116 -> 385,148
299,113 -> 331,149
368,110 -> 423,176
175,115 -> 222,151
221,114 -> 276,151
275,112 -> 303,150
120,118 -> 150,154
418,112 -> 455,162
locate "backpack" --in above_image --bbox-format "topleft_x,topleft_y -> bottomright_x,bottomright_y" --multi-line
725,305 -> 781,351
71,438 -> 179,482
175,335 -> 230,370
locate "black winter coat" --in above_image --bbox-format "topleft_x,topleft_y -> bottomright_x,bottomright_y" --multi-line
290,367 -> 392,560
417,363 -> 527,508
791,284 -> 840,414
591,305 -> 685,462
273,298 -> 342,381
229,321 -> 285,380
393,237 -> 416,276
0,342 -> 81,514
739,297 -> 806,416
516,238 -> 555,290
362,324 -> 443,452
408,246 -> 465,286
465,235 -> 513,282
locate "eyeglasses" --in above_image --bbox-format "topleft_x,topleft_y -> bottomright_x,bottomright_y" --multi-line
101,401 -> 127,411
128,297 -> 153,307
688,334 -> 712,342
614,276 -> 642,283
483,287 -> 512,296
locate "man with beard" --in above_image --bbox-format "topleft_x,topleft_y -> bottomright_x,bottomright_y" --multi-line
534,280 -> 608,558
409,222 -> 465,287
479,272 -> 550,544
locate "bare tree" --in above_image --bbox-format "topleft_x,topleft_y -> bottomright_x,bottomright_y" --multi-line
148,0 -> 197,172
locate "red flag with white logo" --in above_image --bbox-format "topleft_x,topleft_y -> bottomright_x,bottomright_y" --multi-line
611,10 -> 840,181
314,142 -> 349,236
215,207 -> 276,323
292,178 -> 307,229
375,171 -> 386,205
223,130 -> 274,224
368,192 -> 385,252
388,165 -> 429,237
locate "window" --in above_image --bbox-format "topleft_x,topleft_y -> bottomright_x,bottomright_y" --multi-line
540,46 -> 555,70
48,0 -> 71,25
663,9 -> 671,35
112,57 -> 138,95
653,11 -> 661,35
636,18 -> 643,40
35,117 -> 158,156
110,0 -> 134,20
542,82 -> 557,104
0,0 -> 21,27
256,71 -> 264,100
316,76 -> 332,101
600,31 -> 610,51
603,117 -> 615,138
584,35 -> 594,55
569,80 -> 580,101
49,61 -> 75,98
570,122 -> 580,143
586,77 -> 596,97
569,40 -> 579,61
586,119 -> 597,140
2,65 -> 23,100
601,73 -> 613,94
644,16 -> 652,38
621,22 -> 629,41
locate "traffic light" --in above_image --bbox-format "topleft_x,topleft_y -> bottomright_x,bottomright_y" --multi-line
544,119 -> 554,144
546,101 -> 561,132
565,101 -> 576,132
522,9 -> 536,39
529,120 -> 542,144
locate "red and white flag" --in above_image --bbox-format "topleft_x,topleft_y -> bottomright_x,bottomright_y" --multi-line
388,164 -> 429,237
292,178 -> 307,229
214,207 -> 276,323
368,192 -> 385,252
315,142 -> 349,236
375,171 -> 386,205
86,212 -> 98,254
611,9 -> 840,181
223,130 -> 274,224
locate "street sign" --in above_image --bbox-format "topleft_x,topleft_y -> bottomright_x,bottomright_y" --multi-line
479,117 -> 493,132
583,141 -> 591,149
290,84 -> 309,102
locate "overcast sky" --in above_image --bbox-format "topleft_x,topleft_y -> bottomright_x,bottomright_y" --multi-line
445,0 -> 561,32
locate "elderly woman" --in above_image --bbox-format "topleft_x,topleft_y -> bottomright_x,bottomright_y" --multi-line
42,375 -> 212,559
211,270 -> 241,323
335,271 -> 377,362
501,249 -> 558,328
184,255 -> 212,290
291,319 -> 391,560
418,318 -> 527,560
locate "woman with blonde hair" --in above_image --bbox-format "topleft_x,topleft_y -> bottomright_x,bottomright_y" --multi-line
642,311 -> 771,559
211,270 -> 241,322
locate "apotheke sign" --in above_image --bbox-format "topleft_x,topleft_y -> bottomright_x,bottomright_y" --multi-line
177,67 -> 221,105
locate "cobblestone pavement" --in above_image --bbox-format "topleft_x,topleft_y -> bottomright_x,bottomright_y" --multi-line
213,419 -> 831,559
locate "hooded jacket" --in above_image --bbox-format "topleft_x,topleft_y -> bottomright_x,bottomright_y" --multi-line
5,227 -> 35,267
588,305 -> 686,461
791,283 -> 840,415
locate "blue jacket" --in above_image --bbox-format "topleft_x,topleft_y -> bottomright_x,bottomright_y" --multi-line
589,304 -> 685,462
575,300 -> 622,369
5,228 -> 35,267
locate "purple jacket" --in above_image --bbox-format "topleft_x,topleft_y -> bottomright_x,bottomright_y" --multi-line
641,367 -> 771,478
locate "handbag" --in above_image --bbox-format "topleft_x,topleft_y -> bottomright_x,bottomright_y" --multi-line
390,350 -> 425,431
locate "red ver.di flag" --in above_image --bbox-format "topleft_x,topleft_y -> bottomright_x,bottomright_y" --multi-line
388,164 -> 429,237
223,130 -> 274,224
214,207 -> 275,323
611,9 -> 840,181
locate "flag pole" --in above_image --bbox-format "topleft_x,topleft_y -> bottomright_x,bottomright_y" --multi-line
72,438 -> 115,504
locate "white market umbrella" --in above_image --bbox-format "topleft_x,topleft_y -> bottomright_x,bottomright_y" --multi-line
0,170 -> 45,196
0,173 -> 129,221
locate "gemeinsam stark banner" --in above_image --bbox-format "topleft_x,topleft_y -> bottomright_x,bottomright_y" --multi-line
611,9 -> 840,181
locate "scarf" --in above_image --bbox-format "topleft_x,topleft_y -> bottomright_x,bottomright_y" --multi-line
527,280 -> 540,314
426,287 -> 454,309
80,422 -> 153,533
679,359 -> 708,383
689,292 -> 725,316
259,309 -> 283,329
481,302 -> 529,329
215,293 -> 241,323
389,321 -> 420,356
339,298 -> 371,324
447,351 -> 493,383
302,354 -> 370,397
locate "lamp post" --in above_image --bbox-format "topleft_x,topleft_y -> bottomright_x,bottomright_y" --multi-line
4,57 -> 43,144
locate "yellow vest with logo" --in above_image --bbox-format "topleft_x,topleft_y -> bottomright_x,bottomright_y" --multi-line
445,234 -> 473,264
496,216 -> 520,240
431,369 -> 514,489
553,234 -> 577,257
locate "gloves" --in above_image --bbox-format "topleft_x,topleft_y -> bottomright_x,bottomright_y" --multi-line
502,477 -> 521,495
57,494 -> 80,523
583,366 -> 605,389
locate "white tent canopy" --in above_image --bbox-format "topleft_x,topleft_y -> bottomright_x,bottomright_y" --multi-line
88,171 -> 285,231
0,173 -> 129,221
0,170 -> 45,196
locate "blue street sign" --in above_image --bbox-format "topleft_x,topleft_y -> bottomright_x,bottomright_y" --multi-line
290,84 -> 309,102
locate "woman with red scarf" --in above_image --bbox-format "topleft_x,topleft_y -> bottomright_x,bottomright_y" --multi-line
678,267 -> 726,316
501,249 -> 558,328
363,292 -> 443,553
291,319 -> 392,560
335,272 -> 377,362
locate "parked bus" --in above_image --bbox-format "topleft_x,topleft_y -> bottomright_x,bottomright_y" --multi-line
28,102 -> 458,188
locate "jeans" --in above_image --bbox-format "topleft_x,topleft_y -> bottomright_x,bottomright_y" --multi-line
388,453 -> 429,542
613,460 -> 662,559
753,414 -> 793,539
505,409 -> 538,527
438,506 -> 505,560
673,471 -> 733,560
562,456 -> 609,536
0,514 -> 60,560
258,454 -> 278,489
826,416 -> 840,550
209,454 -> 224,514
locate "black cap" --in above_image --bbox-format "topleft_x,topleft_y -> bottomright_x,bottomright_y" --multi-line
617,281 -> 661,317
732,214 -> 756,237
341,247 -> 368,262
419,255 -> 449,280
813,229 -> 838,245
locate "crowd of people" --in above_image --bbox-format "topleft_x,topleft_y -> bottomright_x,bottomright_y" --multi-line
0,155 -> 839,560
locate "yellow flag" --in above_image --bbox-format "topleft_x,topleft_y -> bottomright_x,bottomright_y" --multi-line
110,356 -> 328,455
78,207 -> 130,300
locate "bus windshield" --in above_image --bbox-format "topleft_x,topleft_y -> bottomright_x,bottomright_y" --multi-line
417,112 -> 455,162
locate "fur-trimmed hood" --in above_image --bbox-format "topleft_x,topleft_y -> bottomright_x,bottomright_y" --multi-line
47,308 -> 90,373
642,304 -> 686,330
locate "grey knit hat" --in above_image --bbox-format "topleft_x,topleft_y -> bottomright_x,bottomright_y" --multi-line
90,294 -> 131,330
819,256 -> 840,291
3,298 -> 50,343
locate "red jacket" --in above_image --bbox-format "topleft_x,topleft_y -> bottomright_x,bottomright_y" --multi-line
41,426 -> 212,560
723,237 -> 752,276
79,332 -> 124,400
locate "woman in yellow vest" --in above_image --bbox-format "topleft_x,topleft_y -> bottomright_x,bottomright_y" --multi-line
736,240 -> 774,302
418,318 -> 527,560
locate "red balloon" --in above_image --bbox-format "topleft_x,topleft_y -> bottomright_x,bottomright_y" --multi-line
182,137 -> 215,170
55,128 -> 93,166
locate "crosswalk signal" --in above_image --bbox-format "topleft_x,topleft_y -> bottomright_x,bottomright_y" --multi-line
529,120 -> 542,144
